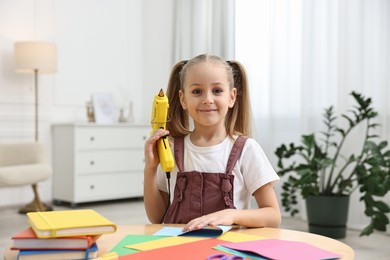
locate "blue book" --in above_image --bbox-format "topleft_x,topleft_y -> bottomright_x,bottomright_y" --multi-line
18,242 -> 98,260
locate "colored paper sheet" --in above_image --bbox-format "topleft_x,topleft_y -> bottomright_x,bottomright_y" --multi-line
219,239 -> 341,260
119,238 -> 234,260
125,236 -> 205,251
218,232 -> 264,243
214,245 -> 268,260
108,235 -> 163,256
153,225 -> 232,237
152,227 -> 184,236
125,231 -> 264,252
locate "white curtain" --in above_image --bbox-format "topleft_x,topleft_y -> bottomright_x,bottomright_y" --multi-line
236,0 -> 390,231
172,0 -> 235,61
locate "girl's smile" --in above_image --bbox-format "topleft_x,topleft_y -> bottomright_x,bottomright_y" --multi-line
198,108 -> 217,112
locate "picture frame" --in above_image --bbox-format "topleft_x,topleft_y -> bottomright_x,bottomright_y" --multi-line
92,93 -> 116,123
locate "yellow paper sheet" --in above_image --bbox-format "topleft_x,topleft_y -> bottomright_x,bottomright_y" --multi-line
125,236 -> 205,251
218,232 -> 265,242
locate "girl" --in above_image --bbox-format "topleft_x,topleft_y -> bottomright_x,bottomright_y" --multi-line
144,54 -> 281,231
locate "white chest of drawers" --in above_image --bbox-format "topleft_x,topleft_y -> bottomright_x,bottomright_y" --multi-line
52,123 -> 149,206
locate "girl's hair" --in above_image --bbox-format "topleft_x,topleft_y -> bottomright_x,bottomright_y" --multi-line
166,54 -> 252,138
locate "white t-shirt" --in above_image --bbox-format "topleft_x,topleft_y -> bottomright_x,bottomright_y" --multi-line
157,135 -> 279,210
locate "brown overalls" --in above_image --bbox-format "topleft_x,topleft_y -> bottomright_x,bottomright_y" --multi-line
163,135 -> 248,224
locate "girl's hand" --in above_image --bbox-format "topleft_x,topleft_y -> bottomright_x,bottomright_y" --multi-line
182,209 -> 236,231
144,129 -> 170,170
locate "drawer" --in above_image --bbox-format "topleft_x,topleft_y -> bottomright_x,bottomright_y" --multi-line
75,126 -> 149,150
75,172 -> 143,200
76,150 -> 144,174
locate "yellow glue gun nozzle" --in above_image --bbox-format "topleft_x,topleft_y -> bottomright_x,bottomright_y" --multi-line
158,88 -> 164,97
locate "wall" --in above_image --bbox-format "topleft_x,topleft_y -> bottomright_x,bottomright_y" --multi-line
0,0 -> 174,207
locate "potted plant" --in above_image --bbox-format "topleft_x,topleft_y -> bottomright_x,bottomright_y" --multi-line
275,91 -> 390,238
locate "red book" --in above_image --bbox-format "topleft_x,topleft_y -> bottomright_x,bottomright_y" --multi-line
11,227 -> 101,250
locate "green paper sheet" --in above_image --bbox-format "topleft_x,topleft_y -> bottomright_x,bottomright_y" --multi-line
108,234 -> 163,256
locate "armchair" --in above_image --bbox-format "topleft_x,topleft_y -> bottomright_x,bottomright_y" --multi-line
0,142 -> 53,213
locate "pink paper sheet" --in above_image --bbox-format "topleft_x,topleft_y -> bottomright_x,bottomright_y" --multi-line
220,239 -> 341,260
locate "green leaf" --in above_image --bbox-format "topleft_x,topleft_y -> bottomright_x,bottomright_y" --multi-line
369,123 -> 380,128
373,213 -> 389,231
360,223 -> 374,236
366,177 -> 377,193
374,201 -> 390,212
341,114 -> 354,127
378,141 -> 388,150
365,207 -> 374,216
335,128 -> 345,137
355,164 -> 367,178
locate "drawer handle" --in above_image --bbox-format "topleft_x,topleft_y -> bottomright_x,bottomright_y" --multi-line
90,136 -> 95,141
90,185 -> 95,190
90,161 -> 95,165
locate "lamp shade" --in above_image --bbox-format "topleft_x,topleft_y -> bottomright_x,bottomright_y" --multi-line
14,41 -> 57,74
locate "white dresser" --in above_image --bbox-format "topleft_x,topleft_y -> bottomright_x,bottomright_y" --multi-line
52,123 -> 149,206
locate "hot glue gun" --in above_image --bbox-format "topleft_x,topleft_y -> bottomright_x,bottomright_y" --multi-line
151,89 -> 174,174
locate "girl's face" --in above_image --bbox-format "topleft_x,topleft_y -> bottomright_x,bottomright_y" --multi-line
179,61 -> 236,130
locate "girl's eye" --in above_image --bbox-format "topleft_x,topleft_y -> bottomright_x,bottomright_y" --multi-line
213,88 -> 223,94
192,89 -> 201,95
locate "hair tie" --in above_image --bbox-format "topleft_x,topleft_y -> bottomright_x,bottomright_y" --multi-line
226,60 -> 232,66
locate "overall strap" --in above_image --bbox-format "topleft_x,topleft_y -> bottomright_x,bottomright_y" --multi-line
174,136 -> 185,172
226,136 -> 248,174
174,135 -> 248,174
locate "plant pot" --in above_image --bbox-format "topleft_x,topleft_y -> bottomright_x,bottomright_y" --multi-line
306,195 -> 349,239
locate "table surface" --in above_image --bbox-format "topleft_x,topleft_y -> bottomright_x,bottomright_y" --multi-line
4,224 -> 355,260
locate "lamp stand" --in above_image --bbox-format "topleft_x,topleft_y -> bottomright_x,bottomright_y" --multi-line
18,70 -> 53,214
34,69 -> 38,142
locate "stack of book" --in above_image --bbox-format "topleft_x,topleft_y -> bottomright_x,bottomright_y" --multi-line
11,209 -> 117,260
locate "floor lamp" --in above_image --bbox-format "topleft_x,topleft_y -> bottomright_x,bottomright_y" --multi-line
14,41 -> 57,213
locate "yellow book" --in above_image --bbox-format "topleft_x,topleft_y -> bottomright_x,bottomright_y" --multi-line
27,209 -> 117,238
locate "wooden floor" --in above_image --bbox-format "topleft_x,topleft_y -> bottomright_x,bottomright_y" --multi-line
1,198 -> 389,259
